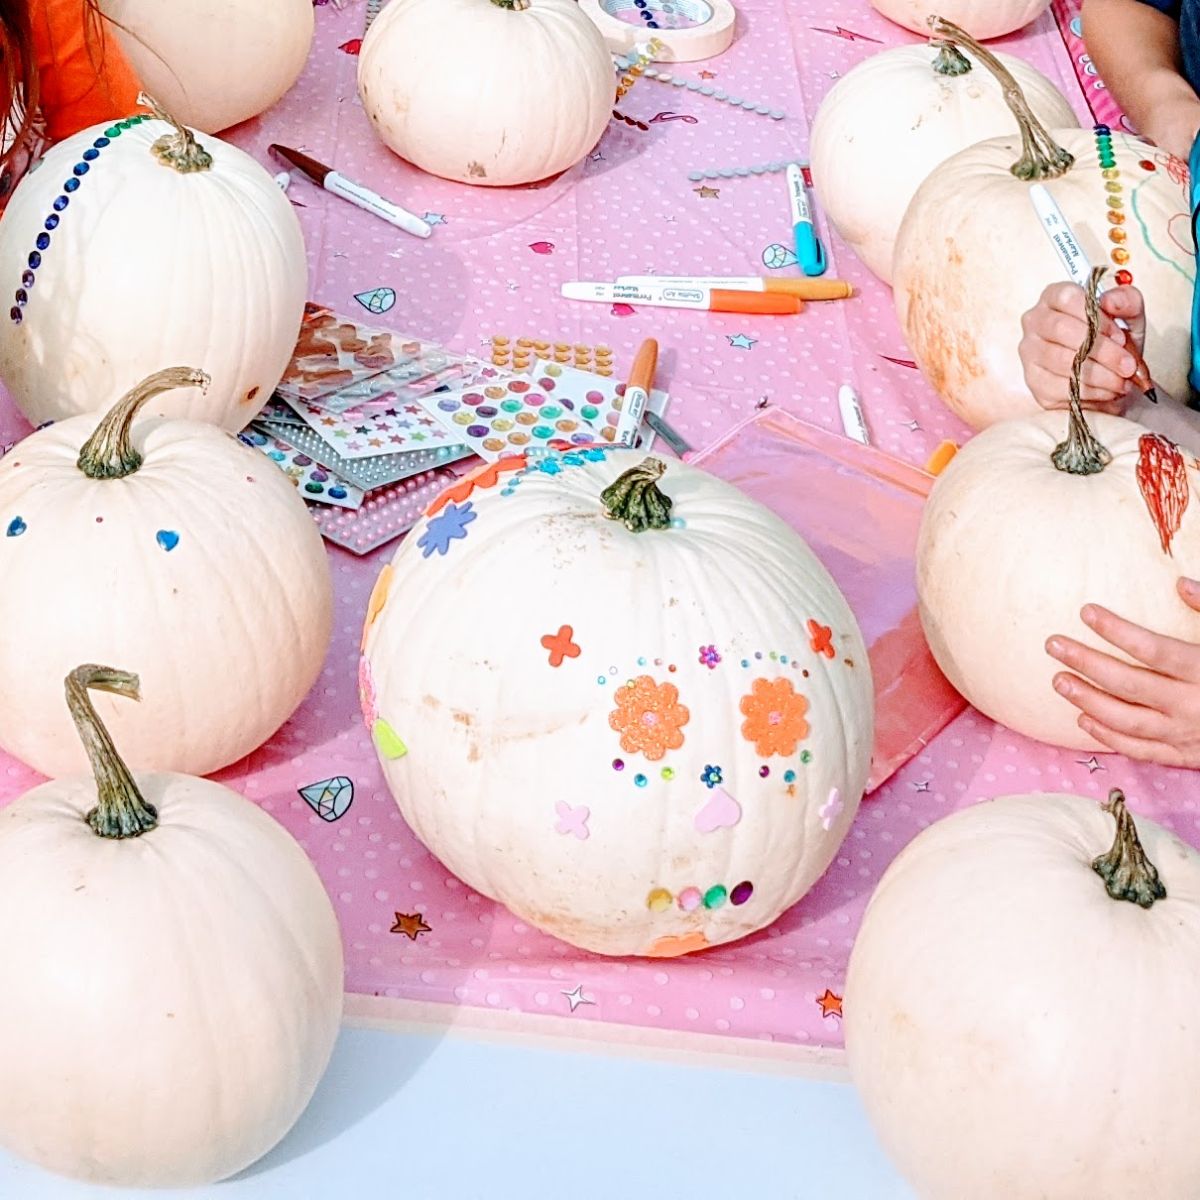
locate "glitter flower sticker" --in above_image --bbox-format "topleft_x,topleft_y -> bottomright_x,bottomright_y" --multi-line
609,675 -> 690,761
418,500 -> 476,558
700,764 -> 723,789
698,644 -> 721,669
739,677 -> 810,757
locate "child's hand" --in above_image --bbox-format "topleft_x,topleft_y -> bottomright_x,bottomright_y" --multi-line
1046,579 -> 1200,766
1019,282 -> 1147,414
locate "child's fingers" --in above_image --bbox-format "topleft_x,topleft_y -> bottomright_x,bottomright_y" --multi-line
1036,338 -> 1135,390
1025,363 -> 1126,411
1099,285 -> 1146,323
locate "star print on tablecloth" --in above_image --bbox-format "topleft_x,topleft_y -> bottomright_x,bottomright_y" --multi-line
698,69 -> 717,79
816,989 -> 843,1019
1077,756 -> 1105,773
695,185 -> 720,199
911,780 -> 931,793
728,334 -> 757,350
417,501 -> 476,558
562,985 -> 596,1013
391,912 -> 432,941
423,213 -> 446,225
904,420 -> 921,432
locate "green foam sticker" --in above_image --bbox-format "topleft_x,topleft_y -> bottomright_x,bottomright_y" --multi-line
373,718 -> 408,760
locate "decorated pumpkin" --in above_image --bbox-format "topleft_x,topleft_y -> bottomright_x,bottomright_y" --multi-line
99,0 -> 315,133
917,271 -> 1200,750
810,41 -> 1077,284
0,664 -> 343,1187
871,0 -> 1050,40
360,451 -> 875,957
893,21 -> 1194,430
0,368 -> 333,778
358,0 -> 614,188
846,788 -> 1200,1198
0,98 -> 306,432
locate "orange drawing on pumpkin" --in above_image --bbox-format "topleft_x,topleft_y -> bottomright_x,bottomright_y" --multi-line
608,675 -> 690,761
360,564 -> 393,650
1135,432 -> 1190,555
807,619 -> 835,658
541,624 -> 581,667
739,677 -> 810,757
647,931 -> 710,958
425,456 -> 528,517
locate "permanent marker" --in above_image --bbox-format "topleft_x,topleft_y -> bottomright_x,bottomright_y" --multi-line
616,275 -> 853,300
786,162 -> 826,278
561,282 -> 802,315
615,338 -> 657,447
838,385 -> 870,445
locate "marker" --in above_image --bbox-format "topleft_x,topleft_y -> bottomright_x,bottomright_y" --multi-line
1028,183 -> 1157,403
616,275 -> 853,300
616,338 -> 657,447
561,282 -> 802,315
644,410 -> 693,459
269,144 -> 432,240
838,385 -> 869,445
787,162 -> 826,278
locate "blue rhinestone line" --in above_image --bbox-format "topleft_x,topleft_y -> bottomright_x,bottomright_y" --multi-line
10,114 -> 152,326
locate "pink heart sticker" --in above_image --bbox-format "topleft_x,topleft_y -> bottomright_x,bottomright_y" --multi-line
694,788 -> 742,834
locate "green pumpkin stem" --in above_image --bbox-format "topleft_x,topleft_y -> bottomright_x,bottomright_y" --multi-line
66,666 -> 158,840
601,457 -> 674,532
930,41 -> 972,77
1091,788 -> 1166,908
1051,267 -> 1113,476
138,92 -> 214,173
76,367 -> 210,480
927,16 -> 1074,180
490,0 -> 531,8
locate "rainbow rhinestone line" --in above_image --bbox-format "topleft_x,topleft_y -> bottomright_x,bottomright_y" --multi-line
1093,123 -> 1134,286
10,114 -> 152,325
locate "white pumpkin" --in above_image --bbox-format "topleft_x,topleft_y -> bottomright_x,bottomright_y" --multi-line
893,23 -> 1194,429
846,788 -> 1200,1199
0,368 -> 333,778
100,0 -> 315,133
810,41 -> 1077,284
0,664 -> 343,1188
358,0 -> 614,188
360,451 -> 875,957
0,102 -> 307,432
871,0 -> 1050,40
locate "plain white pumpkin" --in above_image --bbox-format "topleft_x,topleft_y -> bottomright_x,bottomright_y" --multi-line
810,42 -> 1077,284
360,451 -> 875,957
846,789 -> 1200,1199
0,104 -> 306,431
0,368 -> 333,778
916,405 -> 1200,751
0,665 -> 343,1188
871,0 -> 1050,40
100,0 -> 315,133
358,0 -> 614,187
893,24 -> 1194,429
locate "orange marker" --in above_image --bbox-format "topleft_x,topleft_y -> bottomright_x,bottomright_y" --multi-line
562,282 -> 803,316
618,275 -> 853,301
615,338 -> 658,447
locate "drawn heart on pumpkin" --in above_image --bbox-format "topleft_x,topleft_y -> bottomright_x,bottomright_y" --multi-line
694,787 -> 741,834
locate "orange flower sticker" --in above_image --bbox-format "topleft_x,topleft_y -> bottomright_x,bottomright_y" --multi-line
608,675 -> 690,761
739,677 -> 810,757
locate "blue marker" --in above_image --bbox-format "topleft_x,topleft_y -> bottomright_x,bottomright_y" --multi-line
786,162 -> 826,278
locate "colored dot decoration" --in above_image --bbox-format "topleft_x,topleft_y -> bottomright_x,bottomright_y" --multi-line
11,114 -> 151,324
646,880 -> 754,911
1092,124 -> 1140,283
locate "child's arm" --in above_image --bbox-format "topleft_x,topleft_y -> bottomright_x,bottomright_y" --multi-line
1082,0 -> 1200,159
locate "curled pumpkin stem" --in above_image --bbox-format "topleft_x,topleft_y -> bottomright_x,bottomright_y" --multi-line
927,16 -> 1074,180
489,0 -> 531,8
1092,788 -> 1166,908
1051,267 -> 1112,475
930,41 -> 972,77
77,367 -> 210,481
601,457 -> 674,532
139,92 -> 214,174
65,666 -> 158,840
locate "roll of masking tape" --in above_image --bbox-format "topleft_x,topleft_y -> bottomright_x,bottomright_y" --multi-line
580,0 -> 736,63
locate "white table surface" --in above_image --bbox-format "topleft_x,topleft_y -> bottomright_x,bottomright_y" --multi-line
0,1022 -> 914,1199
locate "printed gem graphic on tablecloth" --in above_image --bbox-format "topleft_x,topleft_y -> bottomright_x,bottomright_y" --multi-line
608,676 -> 690,761
391,912 -> 431,941
355,287 -> 396,315
740,678 -> 809,757
299,776 -> 354,822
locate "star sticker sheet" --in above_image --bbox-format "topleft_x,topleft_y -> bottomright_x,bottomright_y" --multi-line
0,0 -> 1170,1064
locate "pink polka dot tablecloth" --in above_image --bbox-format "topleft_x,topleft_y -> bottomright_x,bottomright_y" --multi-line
2,0 -> 1194,1059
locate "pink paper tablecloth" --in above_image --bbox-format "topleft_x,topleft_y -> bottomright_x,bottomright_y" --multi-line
2,0 -> 1195,1055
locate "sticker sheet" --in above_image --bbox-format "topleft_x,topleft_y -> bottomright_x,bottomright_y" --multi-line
238,428 -> 365,510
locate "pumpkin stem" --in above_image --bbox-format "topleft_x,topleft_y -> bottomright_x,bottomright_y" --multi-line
930,41 -> 972,77
1091,788 -> 1166,908
600,457 -> 674,532
926,16 -> 1075,180
1051,267 -> 1113,476
76,367 -> 210,480
489,0 -> 531,8
66,666 -> 158,840
138,92 -> 214,174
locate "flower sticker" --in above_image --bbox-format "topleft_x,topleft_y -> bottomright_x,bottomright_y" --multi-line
739,677 -> 810,757
608,675 -> 690,761
700,764 -> 723,789
358,656 -> 377,730
698,644 -> 721,669
418,501 -> 476,558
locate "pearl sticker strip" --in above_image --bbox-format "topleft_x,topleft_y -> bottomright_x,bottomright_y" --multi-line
615,55 -> 787,121
11,114 -> 152,325
688,159 -> 809,182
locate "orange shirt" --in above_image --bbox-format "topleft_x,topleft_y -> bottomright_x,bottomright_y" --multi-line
30,0 -> 143,142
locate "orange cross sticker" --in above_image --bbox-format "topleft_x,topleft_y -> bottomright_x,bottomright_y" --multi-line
807,619 -> 835,659
541,624 -> 581,667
